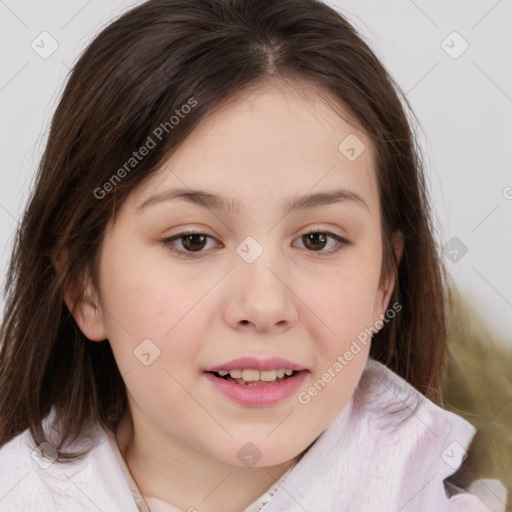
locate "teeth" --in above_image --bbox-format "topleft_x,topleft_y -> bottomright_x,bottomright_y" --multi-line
259,370 -> 277,382
216,368 -> 295,382
242,369 -> 260,382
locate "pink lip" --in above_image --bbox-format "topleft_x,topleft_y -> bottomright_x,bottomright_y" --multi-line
204,370 -> 308,407
205,357 -> 307,372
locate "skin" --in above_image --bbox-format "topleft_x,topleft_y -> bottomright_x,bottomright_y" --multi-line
64,79 -> 403,512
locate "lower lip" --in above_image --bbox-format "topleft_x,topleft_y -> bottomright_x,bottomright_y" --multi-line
204,371 -> 308,406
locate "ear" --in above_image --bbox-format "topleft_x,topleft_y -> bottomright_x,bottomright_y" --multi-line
51,246 -> 108,342
372,230 -> 404,327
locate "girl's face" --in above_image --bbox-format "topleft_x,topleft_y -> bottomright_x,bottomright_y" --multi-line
78,81 -> 400,468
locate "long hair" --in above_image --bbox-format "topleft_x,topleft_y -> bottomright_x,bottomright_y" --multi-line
0,0 -> 448,461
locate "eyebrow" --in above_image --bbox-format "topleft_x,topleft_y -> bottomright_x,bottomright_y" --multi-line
137,187 -> 370,215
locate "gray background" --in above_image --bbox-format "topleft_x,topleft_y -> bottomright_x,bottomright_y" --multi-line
1,0 -> 511,346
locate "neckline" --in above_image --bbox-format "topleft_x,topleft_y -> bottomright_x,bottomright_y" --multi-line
105,427 -> 151,512
106,422 -> 297,512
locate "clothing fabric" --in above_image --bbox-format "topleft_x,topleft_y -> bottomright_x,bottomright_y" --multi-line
0,357 -> 507,511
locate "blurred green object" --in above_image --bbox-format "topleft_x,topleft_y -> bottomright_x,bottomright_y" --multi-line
442,287 -> 512,510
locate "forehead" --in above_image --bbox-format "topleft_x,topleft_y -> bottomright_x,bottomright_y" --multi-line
179,78 -> 371,163
126,79 -> 378,216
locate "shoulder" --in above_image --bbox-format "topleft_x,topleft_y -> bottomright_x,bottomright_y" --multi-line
0,417 -> 138,512
352,358 -> 508,511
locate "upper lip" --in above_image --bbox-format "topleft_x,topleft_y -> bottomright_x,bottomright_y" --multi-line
205,357 -> 307,372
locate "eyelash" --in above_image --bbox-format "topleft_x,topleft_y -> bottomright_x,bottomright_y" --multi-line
161,229 -> 351,258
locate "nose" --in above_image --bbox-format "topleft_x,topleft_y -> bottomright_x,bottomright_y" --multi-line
223,244 -> 299,334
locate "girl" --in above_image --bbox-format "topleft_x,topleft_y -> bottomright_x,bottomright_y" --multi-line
0,0 -> 507,510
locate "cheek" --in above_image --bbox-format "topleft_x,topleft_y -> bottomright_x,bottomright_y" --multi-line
298,240 -> 382,421
306,252 -> 382,354
296,264 -> 378,429
97,245 -> 214,375
97,257 -> 215,423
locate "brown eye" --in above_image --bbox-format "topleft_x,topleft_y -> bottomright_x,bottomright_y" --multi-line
162,232 -> 218,257
162,230 -> 350,259
302,232 -> 328,251
181,234 -> 208,251
294,230 -> 350,255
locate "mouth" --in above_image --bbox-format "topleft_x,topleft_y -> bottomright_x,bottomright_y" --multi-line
204,358 -> 308,406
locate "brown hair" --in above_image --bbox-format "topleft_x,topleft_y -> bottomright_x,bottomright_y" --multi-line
0,0 -> 448,461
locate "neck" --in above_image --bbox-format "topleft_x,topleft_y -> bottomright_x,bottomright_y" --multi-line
115,407 -> 301,512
